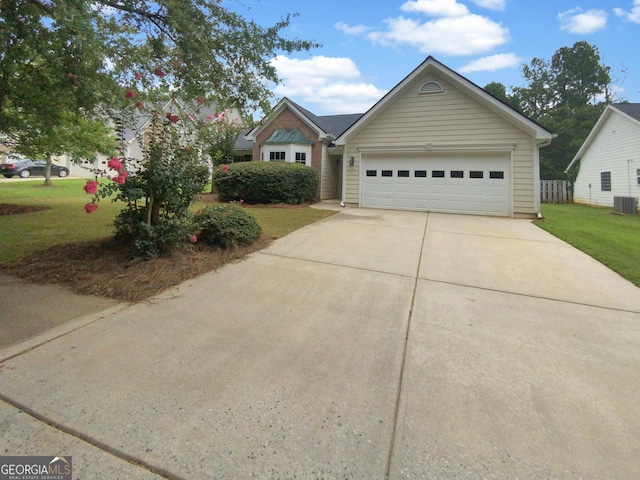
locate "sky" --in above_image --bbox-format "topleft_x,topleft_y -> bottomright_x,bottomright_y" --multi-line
223,0 -> 640,116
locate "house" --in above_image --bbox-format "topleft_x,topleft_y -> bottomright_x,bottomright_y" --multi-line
68,98 -> 244,177
565,103 -> 640,208
245,56 -> 553,218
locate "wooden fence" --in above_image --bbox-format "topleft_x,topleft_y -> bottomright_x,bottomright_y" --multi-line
540,180 -> 572,204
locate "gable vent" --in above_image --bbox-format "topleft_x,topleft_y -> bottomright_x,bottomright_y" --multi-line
419,81 -> 443,94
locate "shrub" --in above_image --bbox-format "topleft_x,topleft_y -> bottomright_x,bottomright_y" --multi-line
213,162 -> 318,205
195,204 -> 262,248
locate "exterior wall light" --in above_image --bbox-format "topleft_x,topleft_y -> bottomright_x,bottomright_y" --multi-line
349,156 -> 355,166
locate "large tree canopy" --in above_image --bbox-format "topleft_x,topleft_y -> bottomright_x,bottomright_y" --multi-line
0,0 -> 318,183
485,41 -> 613,179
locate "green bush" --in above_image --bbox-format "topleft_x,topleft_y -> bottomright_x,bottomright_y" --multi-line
213,162 -> 318,205
195,204 -> 262,248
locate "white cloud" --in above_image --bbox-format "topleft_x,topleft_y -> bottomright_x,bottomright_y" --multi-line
614,0 -> 640,23
334,22 -> 371,35
368,14 -> 509,56
459,53 -> 523,73
558,8 -> 608,34
400,0 -> 470,17
270,55 -> 386,114
470,0 -> 507,11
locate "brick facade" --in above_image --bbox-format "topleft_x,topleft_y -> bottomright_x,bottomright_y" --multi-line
252,107 -> 323,173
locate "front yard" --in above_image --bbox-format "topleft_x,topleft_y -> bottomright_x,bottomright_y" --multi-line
535,203 -> 640,287
0,179 -> 336,301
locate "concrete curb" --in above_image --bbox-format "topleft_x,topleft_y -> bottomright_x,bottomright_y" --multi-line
0,303 -> 129,362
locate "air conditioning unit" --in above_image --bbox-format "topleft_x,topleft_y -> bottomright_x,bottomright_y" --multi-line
613,196 -> 638,214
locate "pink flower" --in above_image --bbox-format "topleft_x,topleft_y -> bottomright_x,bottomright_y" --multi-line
206,115 -> 212,121
165,112 -> 179,123
196,96 -> 205,104
83,180 -> 99,195
195,209 -> 202,215
189,235 -> 198,244
135,101 -> 144,110
84,203 -> 99,214
124,90 -> 136,99
239,199 -> 244,203
107,157 -> 123,171
221,165 -> 229,173
154,67 -> 166,78
134,72 -> 141,80
112,171 -> 128,184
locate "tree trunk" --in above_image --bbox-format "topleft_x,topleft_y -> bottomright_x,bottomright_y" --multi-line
43,154 -> 53,187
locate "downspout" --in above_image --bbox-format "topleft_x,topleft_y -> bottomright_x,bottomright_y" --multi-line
340,149 -> 347,207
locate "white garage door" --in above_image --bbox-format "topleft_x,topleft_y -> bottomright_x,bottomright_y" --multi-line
361,154 -> 511,216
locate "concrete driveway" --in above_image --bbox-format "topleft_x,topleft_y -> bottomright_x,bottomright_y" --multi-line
1,209 -> 639,479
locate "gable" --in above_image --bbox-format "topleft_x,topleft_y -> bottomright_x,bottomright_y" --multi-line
567,104 -> 640,172
347,70 -> 532,147
336,57 -> 552,145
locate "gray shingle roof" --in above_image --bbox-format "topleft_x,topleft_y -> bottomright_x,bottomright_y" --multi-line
614,103 -> 640,122
288,99 -> 363,138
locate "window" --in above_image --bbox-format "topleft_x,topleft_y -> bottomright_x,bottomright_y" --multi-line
295,152 -> 306,164
470,171 -> 484,179
490,171 -> 504,179
601,171 -> 611,191
398,170 -> 410,177
366,170 -> 377,177
637,168 -> 640,186
450,170 -> 464,178
432,170 -> 445,178
381,170 -> 393,177
269,151 -> 285,162
414,170 -> 427,177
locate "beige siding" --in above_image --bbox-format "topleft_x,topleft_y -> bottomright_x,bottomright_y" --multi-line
573,112 -> 640,207
320,147 -> 341,200
343,72 -> 537,215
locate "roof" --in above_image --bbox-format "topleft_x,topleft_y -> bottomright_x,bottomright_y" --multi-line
335,56 -> 553,145
233,129 -> 254,151
565,103 -> 640,172
613,103 -> 640,122
264,129 -> 314,144
245,98 -> 363,142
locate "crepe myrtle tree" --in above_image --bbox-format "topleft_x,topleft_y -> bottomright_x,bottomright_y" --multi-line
0,0 -> 319,185
83,96 -> 213,258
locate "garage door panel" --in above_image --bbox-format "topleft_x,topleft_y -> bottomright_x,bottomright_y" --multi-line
362,155 -> 510,216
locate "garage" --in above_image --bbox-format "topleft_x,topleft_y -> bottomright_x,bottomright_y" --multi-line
361,153 -> 511,216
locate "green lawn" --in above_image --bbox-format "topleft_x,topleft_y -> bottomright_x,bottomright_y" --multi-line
535,203 -> 640,287
0,178 -> 335,263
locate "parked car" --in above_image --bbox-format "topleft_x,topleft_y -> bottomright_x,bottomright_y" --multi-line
0,159 -> 70,178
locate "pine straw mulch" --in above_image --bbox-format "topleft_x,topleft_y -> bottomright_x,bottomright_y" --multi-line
0,233 -> 273,303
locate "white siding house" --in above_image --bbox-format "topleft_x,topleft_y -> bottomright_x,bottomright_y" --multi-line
566,104 -> 640,208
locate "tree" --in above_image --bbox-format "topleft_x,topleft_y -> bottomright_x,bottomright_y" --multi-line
0,0 -> 318,184
507,42 -> 612,179
484,81 -> 522,112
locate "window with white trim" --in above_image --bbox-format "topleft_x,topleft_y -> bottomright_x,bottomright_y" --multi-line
295,152 -> 306,165
601,171 -> 611,191
269,151 -> 286,162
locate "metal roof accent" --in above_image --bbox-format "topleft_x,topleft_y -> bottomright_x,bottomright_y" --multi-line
263,129 -> 314,144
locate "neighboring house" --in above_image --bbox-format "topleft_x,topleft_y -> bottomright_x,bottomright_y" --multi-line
67,98 -> 243,177
565,103 -> 640,208
245,56 -> 553,217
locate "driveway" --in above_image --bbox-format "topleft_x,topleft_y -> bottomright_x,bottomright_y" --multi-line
1,209 -> 639,479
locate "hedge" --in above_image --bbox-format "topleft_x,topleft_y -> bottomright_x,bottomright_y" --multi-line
212,162 -> 318,205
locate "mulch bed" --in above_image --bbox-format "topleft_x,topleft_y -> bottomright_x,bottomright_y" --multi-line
0,235 -> 273,303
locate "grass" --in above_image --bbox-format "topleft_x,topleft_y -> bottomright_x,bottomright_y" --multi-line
0,178 -> 336,301
535,203 -> 640,287
0,179 -> 335,263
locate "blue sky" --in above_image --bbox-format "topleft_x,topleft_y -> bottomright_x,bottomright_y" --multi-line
225,0 -> 640,115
